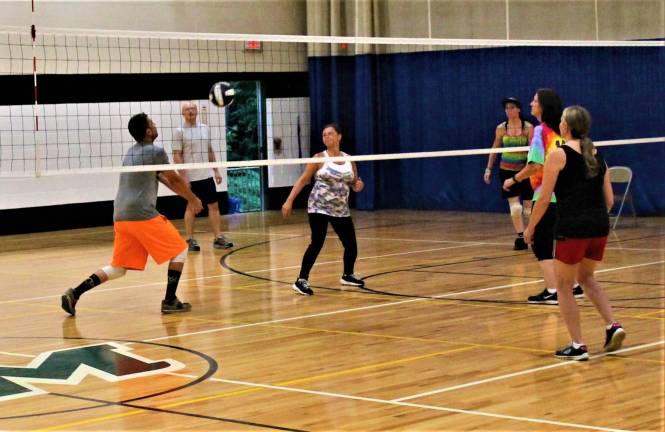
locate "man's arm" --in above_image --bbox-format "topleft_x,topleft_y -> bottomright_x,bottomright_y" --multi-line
159,170 -> 203,214
208,143 -> 222,184
172,150 -> 189,184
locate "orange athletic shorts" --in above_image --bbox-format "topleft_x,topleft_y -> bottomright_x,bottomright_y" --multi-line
111,215 -> 187,270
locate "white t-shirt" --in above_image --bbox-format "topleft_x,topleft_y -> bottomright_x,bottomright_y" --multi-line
172,123 -> 213,182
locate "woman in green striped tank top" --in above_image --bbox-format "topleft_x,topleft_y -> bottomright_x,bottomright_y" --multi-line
484,97 -> 534,250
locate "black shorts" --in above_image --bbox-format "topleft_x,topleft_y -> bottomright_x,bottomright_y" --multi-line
532,202 -> 556,261
189,177 -> 219,205
499,168 -> 534,200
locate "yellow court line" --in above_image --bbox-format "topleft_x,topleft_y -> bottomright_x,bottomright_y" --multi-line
260,322 -> 553,354
37,345 -> 476,431
634,309 -> 665,319
148,345 -> 479,411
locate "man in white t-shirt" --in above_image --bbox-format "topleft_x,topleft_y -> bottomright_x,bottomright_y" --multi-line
173,101 -> 233,251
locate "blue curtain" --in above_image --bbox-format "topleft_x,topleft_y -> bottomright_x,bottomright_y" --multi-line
308,46 -> 665,214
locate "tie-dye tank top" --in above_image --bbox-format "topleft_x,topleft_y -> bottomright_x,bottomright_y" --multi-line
499,123 -> 529,171
527,123 -> 564,202
308,151 -> 355,217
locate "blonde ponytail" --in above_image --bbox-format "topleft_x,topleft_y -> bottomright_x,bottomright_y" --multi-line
562,106 -> 598,177
580,135 -> 599,178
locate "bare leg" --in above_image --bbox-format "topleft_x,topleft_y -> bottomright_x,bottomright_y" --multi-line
538,259 -> 557,289
184,206 -> 196,239
576,258 -> 615,324
522,199 -> 533,216
207,202 -> 222,238
554,259 -> 582,343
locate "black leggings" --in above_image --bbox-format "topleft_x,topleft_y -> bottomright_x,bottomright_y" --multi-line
532,202 -> 556,261
299,213 -> 357,280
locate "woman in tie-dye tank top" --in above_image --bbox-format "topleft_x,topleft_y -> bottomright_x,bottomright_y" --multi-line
484,97 -> 534,251
503,89 -> 584,304
282,124 -> 365,296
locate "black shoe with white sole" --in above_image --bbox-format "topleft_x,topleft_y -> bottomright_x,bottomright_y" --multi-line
292,278 -> 314,296
340,274 -> 364,287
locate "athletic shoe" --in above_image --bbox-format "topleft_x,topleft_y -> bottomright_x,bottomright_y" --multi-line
213,235 -> 234,249
573,285 -> 584,298
514,237 -> 528,251
555,343 -> 589,361
292,278 -> 313,296
604,323 -> 626,352
187,238 -> 201,252
61,288 -> 77,316
527,288 -> 558,305
340,274 -> 365,287
161,297 -> 192,314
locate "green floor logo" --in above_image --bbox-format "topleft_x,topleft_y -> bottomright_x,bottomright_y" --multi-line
0,342 -> 184,401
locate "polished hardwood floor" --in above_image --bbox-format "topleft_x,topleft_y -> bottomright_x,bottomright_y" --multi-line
0,210 -> 663,431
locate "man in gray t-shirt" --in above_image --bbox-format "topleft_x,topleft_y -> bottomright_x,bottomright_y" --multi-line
61,113 -> 203,316
173,101 -> 233,252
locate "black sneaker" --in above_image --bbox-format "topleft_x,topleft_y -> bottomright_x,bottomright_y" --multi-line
604,323 -> 626,352
554,343 -> 589,361
61,288 -> 77,316
340,274 -> 364,287
573,285 -> 584,298
213,235 -> 234,249
292,278 -> 313,296
527,288 -> 558,304
161,297 -> 192,314
514,237 -> 528,250
187,238 -> 201,252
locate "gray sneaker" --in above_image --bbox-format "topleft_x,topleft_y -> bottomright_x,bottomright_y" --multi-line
161,297 -> 192,314
61,288 -> 77,316
213,235 -> 234,249
187,238 -> 201,252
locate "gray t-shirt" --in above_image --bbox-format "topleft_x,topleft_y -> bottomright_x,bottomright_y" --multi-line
113,143 -> 169,222
172,123 -> 213,182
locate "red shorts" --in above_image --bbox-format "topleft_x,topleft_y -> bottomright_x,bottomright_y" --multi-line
555,236 -> 608,265
111,215 -> 187,270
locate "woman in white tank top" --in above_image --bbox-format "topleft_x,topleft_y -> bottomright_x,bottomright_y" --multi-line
282,124 -> 365,296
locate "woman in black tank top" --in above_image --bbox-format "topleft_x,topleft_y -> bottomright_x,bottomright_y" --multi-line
524,106 -> 625,361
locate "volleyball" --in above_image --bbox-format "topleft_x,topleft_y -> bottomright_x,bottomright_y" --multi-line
209,81 -> 235,107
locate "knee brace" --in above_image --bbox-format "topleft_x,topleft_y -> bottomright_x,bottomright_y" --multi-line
171,247 -> 188,264
101,265 -> 127,280
509,202 -> 523,217
522,205 -> 532,217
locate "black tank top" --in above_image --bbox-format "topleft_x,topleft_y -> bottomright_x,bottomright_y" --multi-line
554,145 -> 610,239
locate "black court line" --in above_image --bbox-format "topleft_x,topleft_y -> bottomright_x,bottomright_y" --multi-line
0,337 -> 304,431
49,392 -> 306,432
220,235 -> 664,309
0,336 -> 217,420
407,269 -> 665,288
219,219 -> 664,306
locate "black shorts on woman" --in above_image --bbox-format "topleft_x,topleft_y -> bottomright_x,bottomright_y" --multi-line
499,169 -> 534,200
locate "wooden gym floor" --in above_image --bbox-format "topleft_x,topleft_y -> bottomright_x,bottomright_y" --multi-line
0,210 -> 663,431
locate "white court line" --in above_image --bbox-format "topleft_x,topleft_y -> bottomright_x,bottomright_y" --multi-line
392,340 -> 665,402
357,236 -> 665,252
357,236 -> 508,246
0,350 -> 35,358
144,260 -> 664,343
0,243 -> 481,305
168,373 -> 632,432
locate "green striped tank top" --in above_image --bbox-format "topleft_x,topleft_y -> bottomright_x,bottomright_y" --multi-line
500,130 -> 529,172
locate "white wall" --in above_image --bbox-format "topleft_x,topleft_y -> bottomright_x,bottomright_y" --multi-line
0,99 -> 229,209
0,0 -> 307,35
266,97 -> 310,188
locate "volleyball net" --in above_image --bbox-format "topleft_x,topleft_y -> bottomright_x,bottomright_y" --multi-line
0,26 -> 663,212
